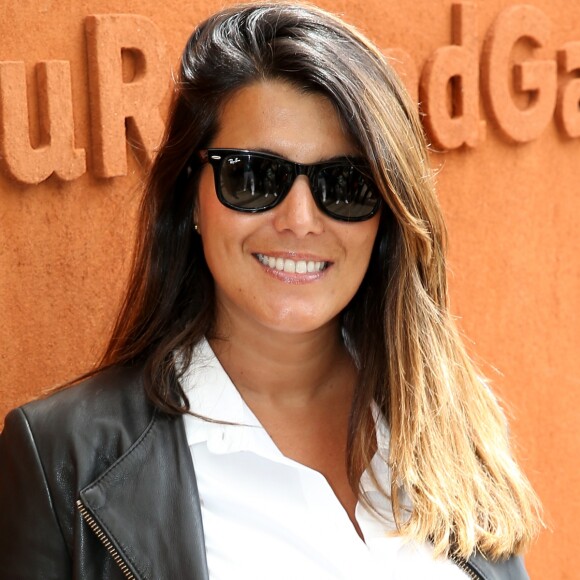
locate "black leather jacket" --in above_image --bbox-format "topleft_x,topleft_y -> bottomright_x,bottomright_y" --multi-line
0,365 -> 529,580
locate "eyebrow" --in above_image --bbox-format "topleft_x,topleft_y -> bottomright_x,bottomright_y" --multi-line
249,147 -> 360,164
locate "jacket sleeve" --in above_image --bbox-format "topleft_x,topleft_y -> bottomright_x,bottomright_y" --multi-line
0,407 -> 72,580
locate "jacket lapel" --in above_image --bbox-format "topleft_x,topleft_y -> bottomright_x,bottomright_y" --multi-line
79,411 -> 209,580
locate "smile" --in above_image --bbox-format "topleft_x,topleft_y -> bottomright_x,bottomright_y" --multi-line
255,253 -> 329,274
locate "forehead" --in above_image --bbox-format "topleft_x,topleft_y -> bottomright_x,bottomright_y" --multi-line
210,80 -> 358,164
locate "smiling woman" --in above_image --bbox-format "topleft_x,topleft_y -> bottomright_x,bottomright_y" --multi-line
0,3 -> 542,580
196,81 -> 380,335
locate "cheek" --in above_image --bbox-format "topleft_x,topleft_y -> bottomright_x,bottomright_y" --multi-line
196,189 -> 229,275
349,220 -> 380,266
196,169 -> 218,233
350,227 -> 380,291
195,182 -> 259,276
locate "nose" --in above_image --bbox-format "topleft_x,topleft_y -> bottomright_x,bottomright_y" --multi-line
272,175 -> 324,237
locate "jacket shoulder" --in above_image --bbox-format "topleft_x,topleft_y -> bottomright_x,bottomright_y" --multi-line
17,364 -> 153,443
3,365 -> 156,492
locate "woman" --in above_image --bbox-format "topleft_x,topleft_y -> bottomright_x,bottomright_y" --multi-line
0,3 -> 542,579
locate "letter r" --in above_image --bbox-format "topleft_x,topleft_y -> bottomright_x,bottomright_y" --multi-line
85,14 -> 169,178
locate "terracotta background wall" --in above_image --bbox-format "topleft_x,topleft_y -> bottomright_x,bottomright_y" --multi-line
1,0 -> 578,577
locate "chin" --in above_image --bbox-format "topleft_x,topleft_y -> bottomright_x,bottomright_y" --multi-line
259,311 -> 339,335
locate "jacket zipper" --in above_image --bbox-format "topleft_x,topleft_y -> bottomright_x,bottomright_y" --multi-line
76,499 -> 137,580
449,552 -> 484,580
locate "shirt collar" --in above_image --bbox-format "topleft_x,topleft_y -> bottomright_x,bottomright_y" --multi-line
179,338 -> 285,459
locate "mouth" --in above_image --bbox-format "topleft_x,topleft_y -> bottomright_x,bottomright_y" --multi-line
255,253 -> 330,274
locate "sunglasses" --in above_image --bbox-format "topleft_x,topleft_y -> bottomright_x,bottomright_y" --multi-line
198,148 -> 382,222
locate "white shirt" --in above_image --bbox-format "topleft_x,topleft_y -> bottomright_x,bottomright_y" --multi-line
181,339 -> 467,580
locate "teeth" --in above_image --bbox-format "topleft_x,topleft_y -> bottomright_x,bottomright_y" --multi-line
256,254 -> 327,273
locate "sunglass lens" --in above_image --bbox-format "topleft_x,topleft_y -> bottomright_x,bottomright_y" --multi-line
220,154 -> 292,210
315,166 -> 380,220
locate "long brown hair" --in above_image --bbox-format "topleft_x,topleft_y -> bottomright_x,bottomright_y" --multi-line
101,2 -> 542,560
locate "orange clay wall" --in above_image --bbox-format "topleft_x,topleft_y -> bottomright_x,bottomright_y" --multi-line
0,1 -> 578,577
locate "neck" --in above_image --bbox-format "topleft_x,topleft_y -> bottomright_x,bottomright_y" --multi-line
208,318 -> 355,407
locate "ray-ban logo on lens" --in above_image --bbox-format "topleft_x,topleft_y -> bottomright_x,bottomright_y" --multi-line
228,157 -> 241,165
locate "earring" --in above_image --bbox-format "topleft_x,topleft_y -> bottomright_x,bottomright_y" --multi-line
194,223 -> 200,233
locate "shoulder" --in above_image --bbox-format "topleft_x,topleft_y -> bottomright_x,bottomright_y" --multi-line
18,364 -> 151,434
2,364 -> 155,486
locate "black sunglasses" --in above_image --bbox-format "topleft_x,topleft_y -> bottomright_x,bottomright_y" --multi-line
198,148 -> 382,222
